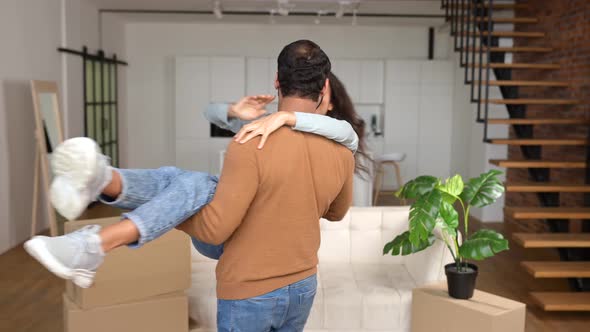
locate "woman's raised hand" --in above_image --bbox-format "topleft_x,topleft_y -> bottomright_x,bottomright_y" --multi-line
234,112 -> 296,149
228,95 -> 276,121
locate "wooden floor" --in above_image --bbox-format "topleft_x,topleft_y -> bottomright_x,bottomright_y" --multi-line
1,199 -> 589,332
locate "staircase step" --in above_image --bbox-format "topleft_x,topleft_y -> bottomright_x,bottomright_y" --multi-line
460,31 -> 545,38
507,183 -> 590,193
513,233 -> 590,248
463,17 -> 539,24
487,118 -> 590,125
445,3 -> 529,10
506,207 -> 590,219
464,47 -> 553,53
489,138 -> 587,146
476,80 -> 569,87
490,159 -> 587,168
530,292 -> 590,311
482,99 -> 580,105
468,63 -> 560,70
521,261 -> 590,278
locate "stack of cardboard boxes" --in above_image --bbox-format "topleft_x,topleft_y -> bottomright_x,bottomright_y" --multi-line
63,217 -> 191,332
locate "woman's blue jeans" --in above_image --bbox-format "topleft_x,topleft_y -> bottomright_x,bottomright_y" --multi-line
99,167 -> 224,259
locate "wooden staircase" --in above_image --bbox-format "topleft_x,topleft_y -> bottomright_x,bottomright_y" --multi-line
443,0 -> 590,311
467,63 -> 561,69
514,233 -> 590,248
464,46 -> 553,53
506,183 -> 590,193
476,80 -> 570,87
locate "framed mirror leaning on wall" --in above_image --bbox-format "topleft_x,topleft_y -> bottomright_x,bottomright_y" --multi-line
30,80 -> 64,237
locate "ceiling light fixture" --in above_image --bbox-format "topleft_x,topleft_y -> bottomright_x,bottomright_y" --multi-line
277,0 -> 292,17
269,9 -> 277,24
335,1 -> 351,19
314,10 -> 327,25
213,0 -> 223,19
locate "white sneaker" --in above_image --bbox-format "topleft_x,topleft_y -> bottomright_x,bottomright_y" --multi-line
50,137 -> 112,220
24,225 -> 105,288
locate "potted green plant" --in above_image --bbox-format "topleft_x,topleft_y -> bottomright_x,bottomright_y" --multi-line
383,170 -> 509,299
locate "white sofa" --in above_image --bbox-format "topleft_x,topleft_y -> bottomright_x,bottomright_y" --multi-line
188,206 -> 453,332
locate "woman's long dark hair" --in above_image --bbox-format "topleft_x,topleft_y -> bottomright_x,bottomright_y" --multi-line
327,72 -> 372,177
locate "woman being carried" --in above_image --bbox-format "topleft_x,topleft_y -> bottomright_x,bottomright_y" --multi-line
25,73 -> 369,288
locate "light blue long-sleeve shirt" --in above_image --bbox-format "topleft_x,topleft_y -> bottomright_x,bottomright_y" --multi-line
204,103 -> 359,153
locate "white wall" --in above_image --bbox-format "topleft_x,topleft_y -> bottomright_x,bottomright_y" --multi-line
125,22 -> 450,169
0,84 -> 9,254
449,43 -> 508,222
0,0 -> 63,253
384,60 -> 454,184
0,0 -> 126,253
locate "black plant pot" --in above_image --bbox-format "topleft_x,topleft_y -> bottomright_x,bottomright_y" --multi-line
445,262 -> 478,299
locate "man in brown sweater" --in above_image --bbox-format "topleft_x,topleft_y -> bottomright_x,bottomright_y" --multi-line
177,40 -> 354,331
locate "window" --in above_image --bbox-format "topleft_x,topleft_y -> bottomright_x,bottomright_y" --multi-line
83,48 -> 122,166
210,123 -> 235,138
58,47 -> 127,166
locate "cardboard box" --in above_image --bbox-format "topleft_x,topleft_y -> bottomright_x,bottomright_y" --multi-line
411,283 -> 525,332
65,217 -> 191,309
63,292 -> 189,332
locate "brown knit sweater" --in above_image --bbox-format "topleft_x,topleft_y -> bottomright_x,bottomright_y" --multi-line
179,127 -> 354,300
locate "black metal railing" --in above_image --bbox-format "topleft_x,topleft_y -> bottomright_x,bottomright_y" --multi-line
482,0 -> 493,141
443,0 -> 493,140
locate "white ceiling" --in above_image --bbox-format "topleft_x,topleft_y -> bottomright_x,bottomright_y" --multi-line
92,0 -> 443,16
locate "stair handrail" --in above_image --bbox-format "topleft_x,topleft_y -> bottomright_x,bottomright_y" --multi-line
443,0 -> 490,128
462,0 -> 472,84
476,0 -> 485,122
482,0 -> 493,142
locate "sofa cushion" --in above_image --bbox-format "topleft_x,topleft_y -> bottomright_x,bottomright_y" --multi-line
187,261 -> 217,329
319,207 -> 412,266
349,208 -> 383,265
319,263 -> 414,330
318,213 -> 352,263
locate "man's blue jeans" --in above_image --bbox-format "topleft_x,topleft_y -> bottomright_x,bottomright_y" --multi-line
99,167 -> 224,258
217,275 -> 317,332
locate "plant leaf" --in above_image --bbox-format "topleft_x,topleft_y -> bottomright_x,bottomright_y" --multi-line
438,201 -> 458,237
437,174 -> 464,204
396,176 -> 439,199
458,229 -> 509,260
383,231 -> 435,256
408,189 -> 442,245
383,239 -> 395,255
460,170 -> 505,208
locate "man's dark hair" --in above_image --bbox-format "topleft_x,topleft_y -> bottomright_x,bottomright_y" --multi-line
277,40 -> 331,101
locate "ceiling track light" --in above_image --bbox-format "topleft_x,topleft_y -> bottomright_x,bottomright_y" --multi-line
213,0 -> 223,19
269,9 -> 277,24
335,1 -> 352,19
277,0 -> 294,17
314,10 -> 327,25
